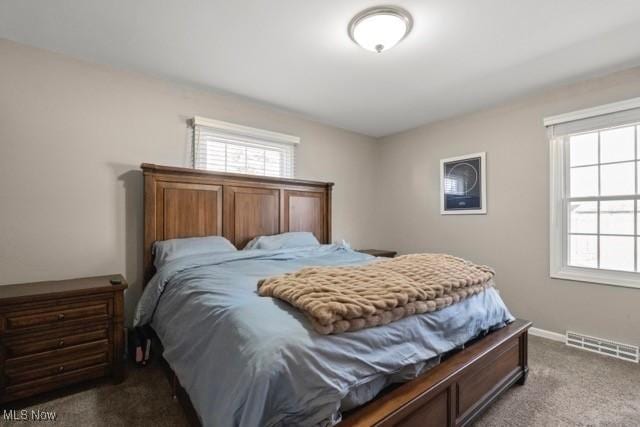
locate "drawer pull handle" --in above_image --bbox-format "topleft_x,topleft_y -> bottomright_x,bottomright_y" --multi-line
57,313 -> 65,320
58,340 -> 65,347
58,366 -> 65,373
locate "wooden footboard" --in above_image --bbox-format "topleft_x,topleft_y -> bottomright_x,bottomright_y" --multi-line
340,319 -> 531,427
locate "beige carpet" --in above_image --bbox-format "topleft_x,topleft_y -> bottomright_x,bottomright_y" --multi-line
3,336 -> 639,426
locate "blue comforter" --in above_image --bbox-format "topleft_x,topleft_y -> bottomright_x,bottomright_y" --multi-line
135,244 -> 514,427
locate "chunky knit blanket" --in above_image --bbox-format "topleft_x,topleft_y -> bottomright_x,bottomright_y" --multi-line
257,254 -> 495,335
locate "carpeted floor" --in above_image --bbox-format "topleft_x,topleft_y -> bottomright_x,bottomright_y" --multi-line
3,336 -> 639,426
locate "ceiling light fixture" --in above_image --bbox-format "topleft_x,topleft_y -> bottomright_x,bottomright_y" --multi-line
348,6 -> 413,53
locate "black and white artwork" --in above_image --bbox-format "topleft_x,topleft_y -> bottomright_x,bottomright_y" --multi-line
440,152 -> 486,215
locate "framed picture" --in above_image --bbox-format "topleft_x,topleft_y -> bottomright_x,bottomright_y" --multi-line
440,152 -> 486,215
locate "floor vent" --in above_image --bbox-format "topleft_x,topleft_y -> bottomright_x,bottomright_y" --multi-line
566,331 -> 639,363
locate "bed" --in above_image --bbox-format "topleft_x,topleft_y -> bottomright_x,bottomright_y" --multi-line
138,163 -> 530,427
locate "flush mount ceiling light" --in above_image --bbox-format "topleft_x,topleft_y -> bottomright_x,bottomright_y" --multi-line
348,6 -> 413,53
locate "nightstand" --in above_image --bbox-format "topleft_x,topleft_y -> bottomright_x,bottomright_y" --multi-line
357,249 -> 397,258
0,275 -> 127,403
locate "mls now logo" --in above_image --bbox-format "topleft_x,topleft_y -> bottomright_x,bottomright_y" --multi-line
3,409 -> 57,421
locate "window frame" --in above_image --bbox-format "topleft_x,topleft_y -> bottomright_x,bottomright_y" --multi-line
549,126 -> 640,289
190,116 -> 299,178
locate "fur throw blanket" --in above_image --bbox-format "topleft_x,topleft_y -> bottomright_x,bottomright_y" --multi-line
257,253 -> 495,335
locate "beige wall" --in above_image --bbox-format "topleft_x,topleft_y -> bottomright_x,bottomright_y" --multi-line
377,67 -> 640,344
3,37 -> 640,344
0,39 -> 379,322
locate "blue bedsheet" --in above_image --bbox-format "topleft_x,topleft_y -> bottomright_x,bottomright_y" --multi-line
134,244 -> 514,427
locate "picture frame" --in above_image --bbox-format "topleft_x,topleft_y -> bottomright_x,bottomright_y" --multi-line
440,152 -> 486,215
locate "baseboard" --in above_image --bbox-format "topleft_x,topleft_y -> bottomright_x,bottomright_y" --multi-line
529,327 -> 565,343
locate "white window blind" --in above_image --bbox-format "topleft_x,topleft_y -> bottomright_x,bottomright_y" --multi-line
546,97 -> 640,289
191,116 -> 299,178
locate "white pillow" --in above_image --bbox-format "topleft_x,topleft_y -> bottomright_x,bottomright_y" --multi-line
244,232 -> 320,250
153,236 -> 236,268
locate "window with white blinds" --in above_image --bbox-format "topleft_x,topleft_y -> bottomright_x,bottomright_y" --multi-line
191,116 -> 298,178
546,97 -> 640,289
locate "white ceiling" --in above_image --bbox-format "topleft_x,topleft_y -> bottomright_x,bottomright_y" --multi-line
2,1 -> 640,137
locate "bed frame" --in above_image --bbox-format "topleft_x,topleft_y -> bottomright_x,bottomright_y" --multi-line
142,163 -> 530,427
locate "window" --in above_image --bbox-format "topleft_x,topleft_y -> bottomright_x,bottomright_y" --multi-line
191,116 -> 298,178
547,98 -> 640,288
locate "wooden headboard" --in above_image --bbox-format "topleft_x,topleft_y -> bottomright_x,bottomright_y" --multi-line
142,163 -> 333,284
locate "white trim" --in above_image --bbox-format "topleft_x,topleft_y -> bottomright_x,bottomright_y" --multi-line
529,327 -> 565,343
543,96 -> 640,126
551,267 -> 640,289
191,116 -> 300,145
440,152 -> 487,215
549,137 -> 565,277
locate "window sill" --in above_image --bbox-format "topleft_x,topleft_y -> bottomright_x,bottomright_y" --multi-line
551,266 -> 640,289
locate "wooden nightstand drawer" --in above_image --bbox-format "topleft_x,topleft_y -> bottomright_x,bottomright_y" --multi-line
3,300 -> 111,332
5,347 -> 109,385
6,339 -> 110,370
3,364 -> 110,402
3,323 -> 109,358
